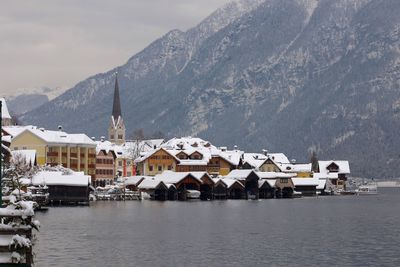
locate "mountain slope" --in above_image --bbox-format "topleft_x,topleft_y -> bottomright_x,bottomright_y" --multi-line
22,0 -> 400,178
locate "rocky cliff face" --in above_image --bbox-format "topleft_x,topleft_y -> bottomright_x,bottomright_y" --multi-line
21,0 -> 400,178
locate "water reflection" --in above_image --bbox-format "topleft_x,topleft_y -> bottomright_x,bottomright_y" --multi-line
35,188 -> 400,267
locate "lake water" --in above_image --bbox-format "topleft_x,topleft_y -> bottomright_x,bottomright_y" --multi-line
34,188 -> 400,267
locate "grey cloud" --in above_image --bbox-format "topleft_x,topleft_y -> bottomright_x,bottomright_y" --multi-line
0,0 -> 231,96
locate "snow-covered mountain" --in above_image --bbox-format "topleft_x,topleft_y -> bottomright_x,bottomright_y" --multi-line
21,0 -> 400,178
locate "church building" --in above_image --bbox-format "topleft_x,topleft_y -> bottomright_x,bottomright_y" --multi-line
108,73 -> 126,145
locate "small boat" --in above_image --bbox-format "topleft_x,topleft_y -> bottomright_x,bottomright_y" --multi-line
293,191 -> 302,198
356,184 -> 378,195
186,190 -> 201,199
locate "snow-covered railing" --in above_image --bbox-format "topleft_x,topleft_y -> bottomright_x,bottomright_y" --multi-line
0,203 -> 38,266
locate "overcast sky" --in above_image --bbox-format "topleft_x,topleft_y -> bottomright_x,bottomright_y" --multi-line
0,0 -> 232,97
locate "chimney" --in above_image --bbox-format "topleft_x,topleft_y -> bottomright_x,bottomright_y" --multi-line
100,136 -> 105,142
262,149 -> 268,156
234,145 -> 238,150
91,137 -> 96,141
291,159 -> 297,164
58,125 -> 63,131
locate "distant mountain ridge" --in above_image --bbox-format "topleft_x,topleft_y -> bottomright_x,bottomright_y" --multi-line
21,0 -> 400,178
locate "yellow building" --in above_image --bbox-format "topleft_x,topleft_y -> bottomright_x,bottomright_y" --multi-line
135,148 -> 179,176
9,127 -> 97,178
134,137 -> 243,177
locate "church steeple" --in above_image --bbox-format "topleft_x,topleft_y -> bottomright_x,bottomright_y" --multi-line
108,72 -> 126,145
112,73 -> 122,121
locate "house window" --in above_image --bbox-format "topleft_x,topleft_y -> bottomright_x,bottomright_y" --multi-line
118,161 -> 122,167
168,165 -> 172,170
280,178 -> 288,184
118,135 -> 123,140
158,165 -> 162,172
149,165 -> 154,172
127,172 -> 131,176
110,135 -> 114,139
127,160 -> 131,165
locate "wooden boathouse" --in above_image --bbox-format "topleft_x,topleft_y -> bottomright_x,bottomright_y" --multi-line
32,171 -> 90,205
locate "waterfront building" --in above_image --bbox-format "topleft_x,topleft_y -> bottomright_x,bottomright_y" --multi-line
317,160 -> 351,190
223,169 -> 260,199
291,177 -> 319,196
32,171 -> 91,204
212,178 -> 246,199
8,126 -> 97,178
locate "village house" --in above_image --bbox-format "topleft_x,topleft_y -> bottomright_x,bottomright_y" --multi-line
317,160 -> 351,190
135,137 -> 243,177
114,139 -> 164,177
7,125 -> 97,178
95,139 -> 117,186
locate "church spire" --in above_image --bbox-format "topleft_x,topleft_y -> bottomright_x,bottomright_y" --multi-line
112,72 -> 122,121
108,71 -> 126,145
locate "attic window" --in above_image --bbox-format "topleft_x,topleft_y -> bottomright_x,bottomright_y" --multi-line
204,143 -> 210,147
286,167 -> 291,170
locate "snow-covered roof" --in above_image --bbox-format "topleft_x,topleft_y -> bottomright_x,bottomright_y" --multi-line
154,170 -> 203,184
278,163 -> 312,173
123,176 -> 148,186
2,125 -> 36,138
258,179 -> 276,188
318,161 -> 350,174
96,140 -> 117,154
219,149 -> 243,166
214,178 -> 244,189
188,172 -> 210,180
242,153 -> 267,168
257,172 -> 295,179
137,178 -> 166,190
224,169 -> 256,180
11,150 -> 36,165
134,148 -> 180,163
12,127 -> 96,146
32,171 -> 90,186
267,153 -> 290,164
292,178 -> 319,187
0,98 -> 11,119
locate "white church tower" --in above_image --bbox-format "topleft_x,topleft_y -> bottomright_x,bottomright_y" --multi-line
108,73 -> 126,145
